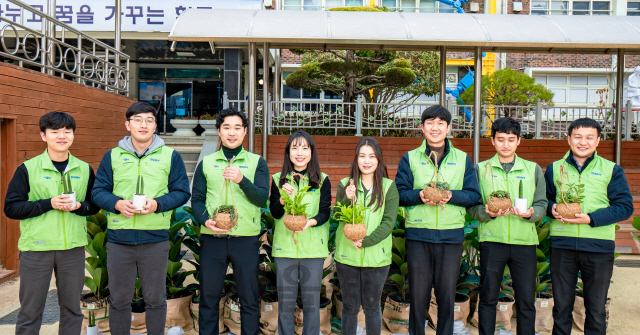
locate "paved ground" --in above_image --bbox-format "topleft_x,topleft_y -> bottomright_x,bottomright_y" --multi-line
0,256 -> 637,334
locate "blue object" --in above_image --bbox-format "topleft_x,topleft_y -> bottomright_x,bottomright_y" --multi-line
436,0 -> 471,13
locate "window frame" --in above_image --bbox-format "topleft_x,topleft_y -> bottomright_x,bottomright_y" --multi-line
530,0 -> 611,15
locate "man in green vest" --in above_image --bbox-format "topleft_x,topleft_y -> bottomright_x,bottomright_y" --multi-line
467,117 -> 547,335
396,105 -> 481,335
191,107 -> 270,335
4,111 -> 100,334
544,118 -> 633,335
92,102 -> 191,335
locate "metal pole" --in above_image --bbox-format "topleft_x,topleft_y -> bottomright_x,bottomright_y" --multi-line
473,47 -> 482,164
534,98 -> 542,139
262,42 -> 269,160
115,0 -> 122,94
615,49 -> 624,165
440,46 -> 447,106
356,95 -> 363,136
46,0 -> 56,75
249,42 -> 257,153
625,100 -> 633,141
274,49 -> 281,115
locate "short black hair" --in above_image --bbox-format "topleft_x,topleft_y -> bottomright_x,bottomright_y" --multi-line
126,101 -> 157,119
421,105 -> 452,125
491,117 -> 521,138
568,118 -> 602,137
216,107 -> 249,129
39,111 -> 76,132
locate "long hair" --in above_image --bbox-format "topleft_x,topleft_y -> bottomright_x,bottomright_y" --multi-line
339,137 -> 388,212
279,131 -> 322,189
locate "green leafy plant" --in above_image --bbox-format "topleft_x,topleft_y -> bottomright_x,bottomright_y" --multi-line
133,276 -> 143,302
489,190 -> 511,199
519,180 -> 524,198
280,185 -> 311,216
558,165 -> 585,204
213,204 -> 238,218
62,173 -> 73,194
332,201 -> 368,225
427,181 -> 450,191
166,209 -> 197,299
387,236 -> 409,301
88,310 -> 96,327
135,175 -> 144,195
630,217 -> 640,243
85,230 -> 109,300
211,157 -> 238,223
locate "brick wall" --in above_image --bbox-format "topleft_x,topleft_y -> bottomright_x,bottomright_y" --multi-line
282,49 -> 303,65
506,53 -> 640,69
0,62 -> 135,170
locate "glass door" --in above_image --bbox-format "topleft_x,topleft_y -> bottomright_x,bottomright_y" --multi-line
164,81 -> 193,133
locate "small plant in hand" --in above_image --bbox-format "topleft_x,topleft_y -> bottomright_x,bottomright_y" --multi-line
556,165 -> 585,219
333,180 -> 369,248
132,175 -> 146,210
483,161 -> 512,212
423,151 -> 450,206
88,310 -> 96,327
211,156 -> 238,230
61,173 -> 76,207
280,172 -> 311,244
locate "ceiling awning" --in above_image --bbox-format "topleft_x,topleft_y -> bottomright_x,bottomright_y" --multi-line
168,9 -> 640,54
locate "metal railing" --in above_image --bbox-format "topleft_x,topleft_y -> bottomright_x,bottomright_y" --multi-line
222,92 -> 639,140
0,0 -> 129,95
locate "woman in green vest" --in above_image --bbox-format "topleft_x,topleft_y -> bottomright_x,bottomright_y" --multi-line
269,130 -> 332,335
334,137 -> 399,335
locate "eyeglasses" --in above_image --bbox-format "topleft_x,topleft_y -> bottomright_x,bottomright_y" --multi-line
128,117 -> 156,125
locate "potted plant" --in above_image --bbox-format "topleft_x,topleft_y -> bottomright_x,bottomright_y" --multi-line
279,172 -> 311,243
333,179 -> 369,246
170,116 -> 199,137
423,151 -> 450,206
556,165 -> 585,219
132,276 -> 145,313
514,180 -> 528,213
211,157 -> 239,231
61,173 -> 76,207
133,175 -> 146,211
87,310 -> 98,335
199,114 -> 218,136
382,236 -> 410,333
483,161 -> 512,212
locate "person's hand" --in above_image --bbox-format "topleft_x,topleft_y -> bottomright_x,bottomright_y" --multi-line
345,185 -> 356,200
419,190 -> 430,204
351,239 -> 363,248
551,204 -> 563,221
51,195 -> 74,210
560,213 -> 591,224
420,190 -> 452,206
282,183 -> 295,196
294,219 -> 317,233
205,219 -> 232,233
438,192 -> 452,205
139,199 -> 158,215
486,205 -> 511,218
512,207 -> 534,219
115,200 -> 137,218
223,167 -> 244,184
60,201 -> 81,212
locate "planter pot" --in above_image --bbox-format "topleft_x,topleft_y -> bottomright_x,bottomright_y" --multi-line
166,291 -> 195,331
515,198 -> 528,212
295,296 -> 332,335
81,292 -> 110,334
170,119 -> 198,137
199,120 -> 217,136
86,325 -> 98,335
132,194 -> 146,211
62,191 -> 76,208
382,294 -> 410,334
535,293 -> 554,333
131,299 -> 146,313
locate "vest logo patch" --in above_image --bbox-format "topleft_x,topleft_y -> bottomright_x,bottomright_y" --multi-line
123,158 -> 130,161
275,248 -> 282,251
485,233 -> 493,236
71,176 -> 80,179
112,220 -> 119,223
44,176 -> 51,180
150,158 -> 160,162
239,166 -> 248,169
591,172 -> 602,176
213,165 -> 220,168
415,219 -> 422,222
516,176 -> 526,180
420,162 -> 427,165
447,162 -> 456,166
556,227 -> 564,230
341,254 -> 347,257
35,241 -> 46,244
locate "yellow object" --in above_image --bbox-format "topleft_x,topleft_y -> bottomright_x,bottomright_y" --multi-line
370,0 -> 375,6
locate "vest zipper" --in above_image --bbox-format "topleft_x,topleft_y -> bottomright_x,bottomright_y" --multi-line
577,170 -> 582,237
60,172 -> 68,249
134,158 -> 141,229
505,171 -> 511,244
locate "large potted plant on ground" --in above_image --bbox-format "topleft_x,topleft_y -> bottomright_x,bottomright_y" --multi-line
199,114 -> 218,136
82,211 -> 110,333
170,116 -> 199,137
383,236 -> 410,334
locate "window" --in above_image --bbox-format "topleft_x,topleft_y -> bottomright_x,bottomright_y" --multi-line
629,2 -> 640,15
531,0 -> 610,15
382,0 -> 455,12
535,74 -> 609,105
283,0 -> 365,10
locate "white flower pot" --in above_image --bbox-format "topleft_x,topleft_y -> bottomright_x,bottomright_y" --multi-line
515,198 -> 528,213
199,119 -> 218,136
62,191 -> 76,208
169,119 -> 198,137
132,194 -> 147,211
86,325 -> 98,335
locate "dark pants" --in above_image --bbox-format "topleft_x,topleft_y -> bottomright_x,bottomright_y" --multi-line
107,241 -> 170,335
550,247 -> 614,335
336,262 -> 389,335
406,240 -> 463,335
16,247 -> 85,335
199,235 -> 260,335
478,242 -> 536,335
275,257 -> 324,335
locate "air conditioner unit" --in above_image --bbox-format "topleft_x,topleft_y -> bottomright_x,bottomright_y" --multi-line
513,2 -> 523,11
469,2 -> 479,12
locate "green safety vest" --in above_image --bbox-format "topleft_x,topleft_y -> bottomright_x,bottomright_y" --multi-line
550,151 -> 616,241
405,140 -> 468,230
19,150 -> 90,251
108,146 -> 174,230
335,177 -> 394,267
201,148 -> 262,236
272,172 -> 329,259
477,154 -> 539,245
